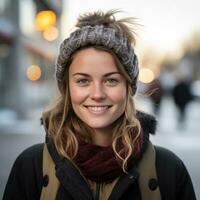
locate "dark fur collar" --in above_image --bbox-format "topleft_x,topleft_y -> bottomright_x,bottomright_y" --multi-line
136,111 -> 157,135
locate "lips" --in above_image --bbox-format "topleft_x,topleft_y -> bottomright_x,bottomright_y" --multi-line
84,105 -> 112,113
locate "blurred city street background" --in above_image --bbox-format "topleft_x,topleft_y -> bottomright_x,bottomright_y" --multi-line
0,0 -> 200,199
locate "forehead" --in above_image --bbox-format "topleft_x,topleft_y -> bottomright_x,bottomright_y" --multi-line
69,47 -> 120,74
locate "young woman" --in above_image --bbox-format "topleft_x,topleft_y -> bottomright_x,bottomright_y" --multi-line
3,10 -> 196,200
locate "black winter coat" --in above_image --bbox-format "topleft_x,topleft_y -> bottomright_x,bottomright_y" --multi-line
3,113 -> 196,200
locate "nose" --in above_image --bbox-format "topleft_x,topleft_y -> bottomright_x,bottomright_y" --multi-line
90,83 -> 106,100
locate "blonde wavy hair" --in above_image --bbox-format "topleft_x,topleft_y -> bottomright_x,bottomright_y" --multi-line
42,10 -> 141,172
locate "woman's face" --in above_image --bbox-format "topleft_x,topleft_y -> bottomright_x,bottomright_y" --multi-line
69,47 -> 127,134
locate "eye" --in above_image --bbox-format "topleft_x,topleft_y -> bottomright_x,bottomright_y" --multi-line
76,79 -> 90,86
105,78 -> 119,86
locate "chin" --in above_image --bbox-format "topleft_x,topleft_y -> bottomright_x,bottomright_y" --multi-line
86,121 -> 113,129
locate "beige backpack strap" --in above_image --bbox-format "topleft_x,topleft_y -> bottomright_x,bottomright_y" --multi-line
40,144 -> 60,200
138,141 -> 161,200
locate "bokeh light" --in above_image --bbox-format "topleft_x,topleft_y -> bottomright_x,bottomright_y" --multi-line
26,65 -> 42,81
139,68 -> 155,83
43,26 -> 59,41
35,10 -> 56,31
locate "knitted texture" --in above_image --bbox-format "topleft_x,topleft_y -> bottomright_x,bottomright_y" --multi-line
56,25 -> 139,94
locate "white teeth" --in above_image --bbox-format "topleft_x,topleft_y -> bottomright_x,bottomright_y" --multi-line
87,106 -> 109,112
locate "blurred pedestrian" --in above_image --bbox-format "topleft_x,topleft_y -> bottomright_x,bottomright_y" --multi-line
172,79 -> 193,126
3,10 -> 196,200
147,78 -> 164,115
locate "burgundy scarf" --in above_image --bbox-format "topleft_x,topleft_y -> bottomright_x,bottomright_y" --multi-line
73,128 -> 143,183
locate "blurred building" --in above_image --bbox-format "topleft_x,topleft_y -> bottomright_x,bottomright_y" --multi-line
0,0 -> 63,119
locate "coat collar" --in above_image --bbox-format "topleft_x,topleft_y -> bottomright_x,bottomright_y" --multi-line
44,111 -> 156,199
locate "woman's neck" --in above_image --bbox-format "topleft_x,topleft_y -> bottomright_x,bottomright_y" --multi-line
92,128 -> 113,147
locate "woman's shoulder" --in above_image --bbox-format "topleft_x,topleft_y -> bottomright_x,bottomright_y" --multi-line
13,143 -> 44,171
11,143 -> 44,179
3,143 -> 44,200
16,143 -> 44,161
155,145 -> 183,165
154,145 -> 196,199
13,143 -> 44,176
154,145 -> 188,179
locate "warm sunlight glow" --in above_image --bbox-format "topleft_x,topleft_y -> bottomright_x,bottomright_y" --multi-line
139,68 -> 155,83
26,65 -> 42,81
43,26 -> 59,41
35,10 -> 56,31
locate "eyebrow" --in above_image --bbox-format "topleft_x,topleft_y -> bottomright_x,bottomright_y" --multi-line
72,72 -> 121,77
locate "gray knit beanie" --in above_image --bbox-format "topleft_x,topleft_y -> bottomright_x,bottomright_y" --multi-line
56,15 -> 139,94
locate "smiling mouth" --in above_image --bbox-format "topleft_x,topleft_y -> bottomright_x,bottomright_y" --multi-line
84,105 -> 112,113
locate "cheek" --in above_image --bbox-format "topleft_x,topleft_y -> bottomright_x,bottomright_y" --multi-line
69,84 -> 87,104
108,86 -> 127,105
